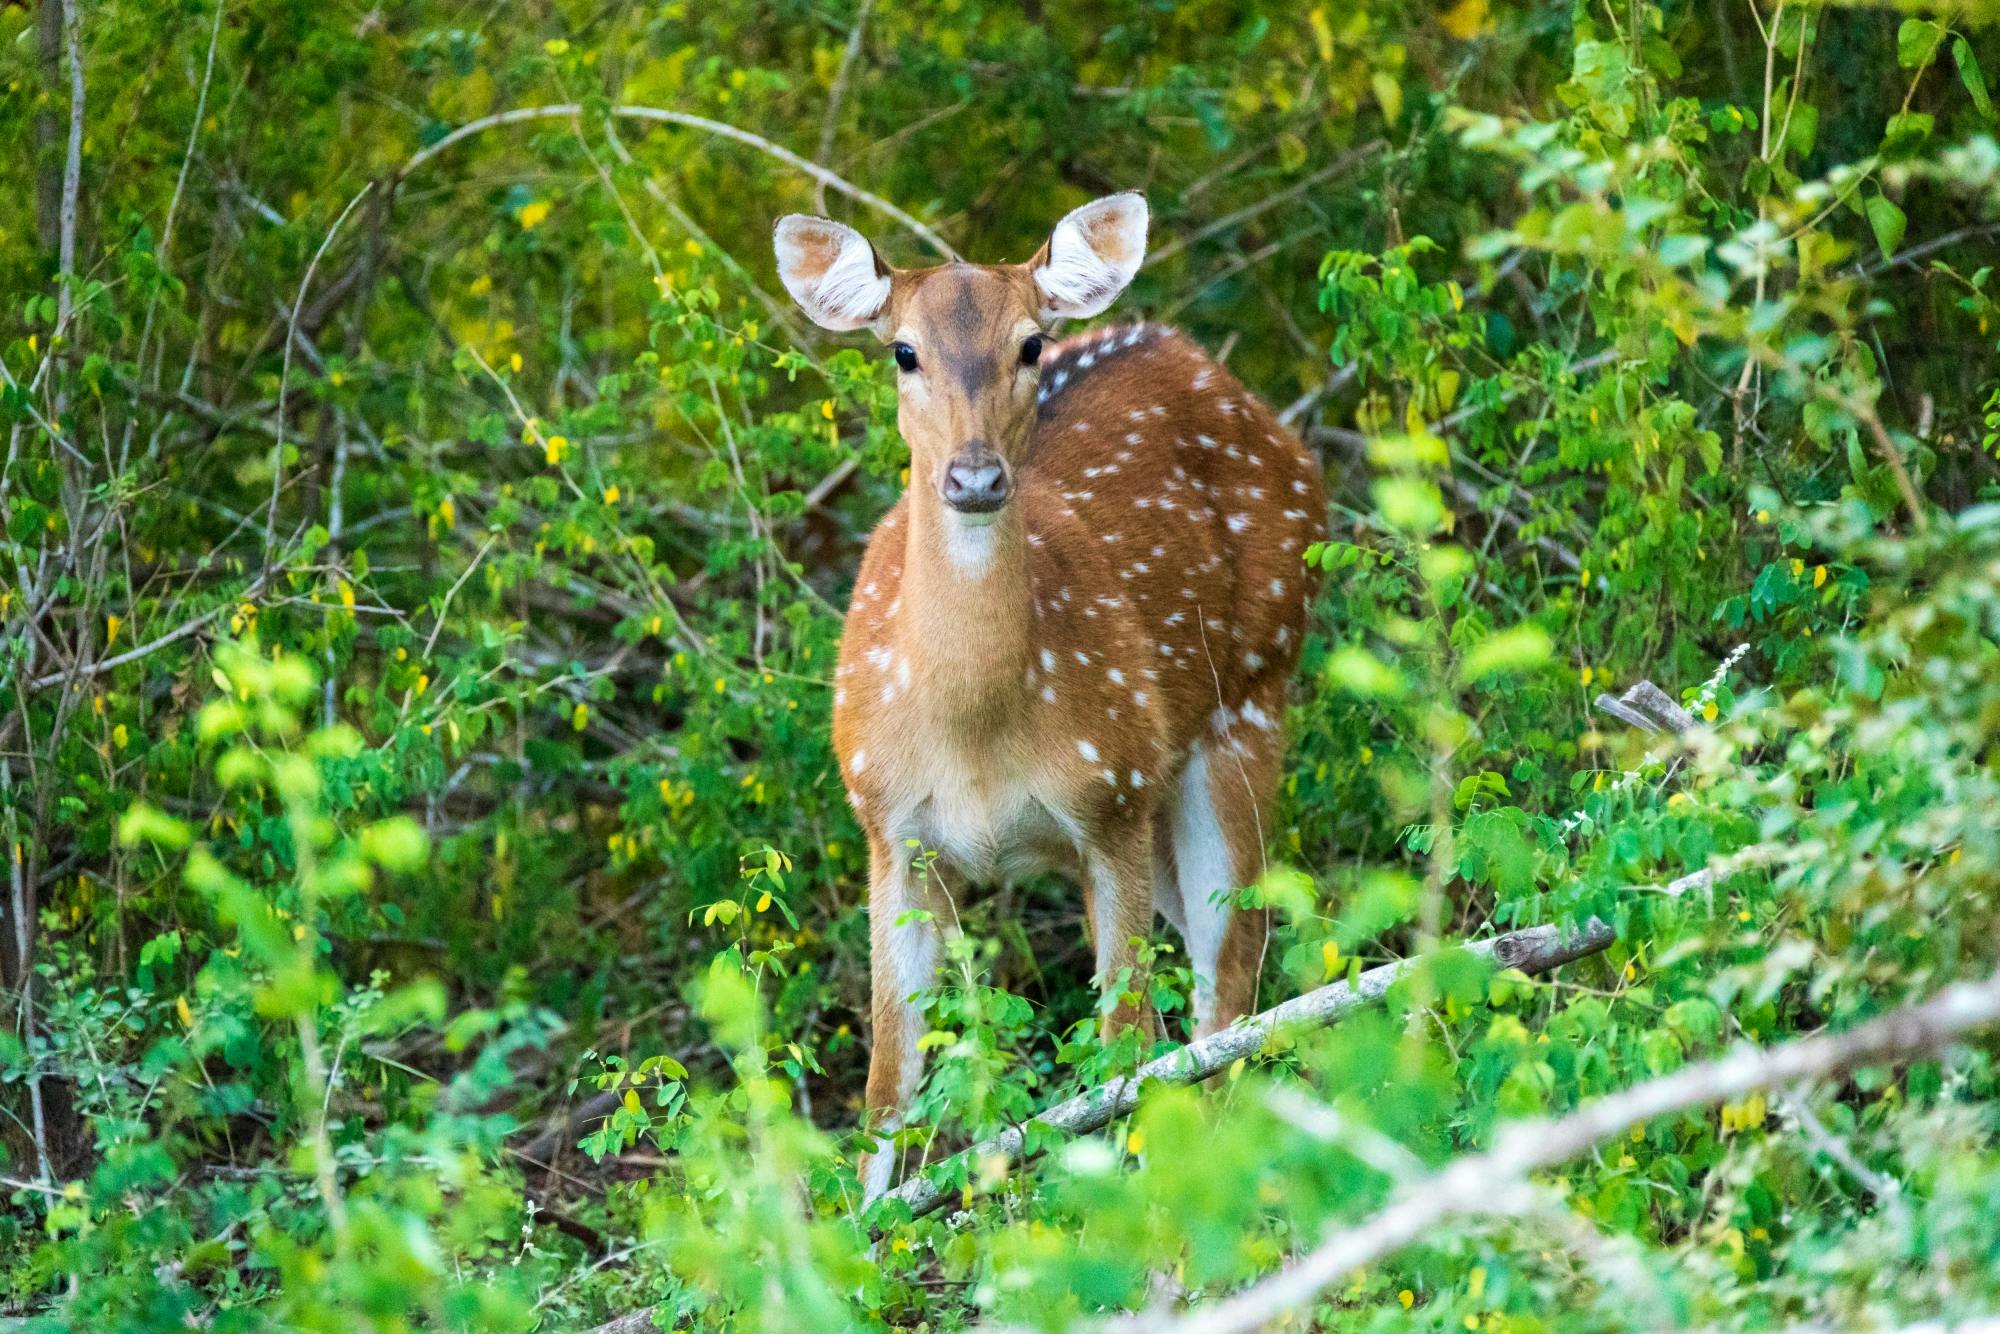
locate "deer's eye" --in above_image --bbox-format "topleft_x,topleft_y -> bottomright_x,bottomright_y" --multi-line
1020,334 -> 1045,366
892,342 -> 919,373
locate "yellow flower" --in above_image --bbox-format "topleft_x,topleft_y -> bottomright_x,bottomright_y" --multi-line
469,274 -> 492,296
1321,938 -> 1342,979
1755,508 -> 1772,524
821,399 -> 836,419
517,200 -> 551,230
755,891 -> 772,913
105,613 -> 122,643
544,38 -> 570,54
1126,1129 -> 1145,1154
1399,1290 -> 1415,1310
1813,564 -> 1828,588
437,496 -> 457,529
509,352 -> 523,373
112,723 -> 129,750
1790,558 -> 1805,578
176,995 -> 193,1028
1579,664 -> 1593,686
1702,700 -> 1719,722
545,434 -> 568,466
602,485 -> 620,505
572,703 -> 589,731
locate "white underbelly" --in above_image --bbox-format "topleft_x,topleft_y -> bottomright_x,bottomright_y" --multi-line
891,769 -> 1080,885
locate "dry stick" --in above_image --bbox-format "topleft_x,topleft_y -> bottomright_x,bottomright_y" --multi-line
1110,965 -> 2000,1334
398,104 -> 956,260
878,918 -> 1617,1222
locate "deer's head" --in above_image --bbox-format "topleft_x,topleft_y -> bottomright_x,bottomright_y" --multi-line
773,193 -> 1147,522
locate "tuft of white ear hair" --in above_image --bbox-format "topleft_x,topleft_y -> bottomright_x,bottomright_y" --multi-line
1032,192 -> 1148,321
772,214 -> 893,332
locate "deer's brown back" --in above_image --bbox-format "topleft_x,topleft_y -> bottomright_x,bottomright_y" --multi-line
1020,324 -> 1327,763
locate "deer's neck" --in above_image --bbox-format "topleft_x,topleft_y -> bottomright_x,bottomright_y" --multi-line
896,491 -> 1033,719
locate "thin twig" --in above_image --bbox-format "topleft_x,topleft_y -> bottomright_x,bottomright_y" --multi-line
1144,143 -> 1383,271
267,183 -> 376,565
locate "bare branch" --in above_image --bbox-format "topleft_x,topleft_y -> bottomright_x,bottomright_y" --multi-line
399,103 -> 956,261
875,919 -> 1616,1225
28,571 -> 271,690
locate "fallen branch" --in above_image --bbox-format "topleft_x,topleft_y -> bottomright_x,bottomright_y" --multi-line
580,919 -> 1617,1334
878,918 -> 1616,1222
1114,965 -> 2000,1334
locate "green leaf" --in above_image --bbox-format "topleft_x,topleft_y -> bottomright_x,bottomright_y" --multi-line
1457,625 -> 1553,684
1865,194 -> 1907,262
361,816 -> 430,872
1324,645 -> 1408,699
1955,37 -> 1995,119
116,802 -> 191,850
1897,18 -> 1944,69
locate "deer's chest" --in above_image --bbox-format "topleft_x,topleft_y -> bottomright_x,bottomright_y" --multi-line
849,722 -> 1083,884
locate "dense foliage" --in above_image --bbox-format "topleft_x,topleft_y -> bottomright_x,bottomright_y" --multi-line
3,0 -> 1999,1329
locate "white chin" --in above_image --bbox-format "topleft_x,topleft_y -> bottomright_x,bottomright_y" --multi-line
955,509 -> 1000,528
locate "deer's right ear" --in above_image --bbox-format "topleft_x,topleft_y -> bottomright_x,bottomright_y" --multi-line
773,215 -> 894,333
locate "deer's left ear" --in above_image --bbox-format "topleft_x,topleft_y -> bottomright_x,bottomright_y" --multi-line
773,214 -> 895,333
1031,192 -> 1148,321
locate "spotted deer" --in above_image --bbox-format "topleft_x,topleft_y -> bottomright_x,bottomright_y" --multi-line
772,192 -> 1326,1199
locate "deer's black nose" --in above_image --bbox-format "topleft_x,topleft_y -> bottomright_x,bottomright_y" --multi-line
941,444 -> 1011,513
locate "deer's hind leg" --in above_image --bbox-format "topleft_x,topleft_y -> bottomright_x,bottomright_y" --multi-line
1171,695 -> 1286,1038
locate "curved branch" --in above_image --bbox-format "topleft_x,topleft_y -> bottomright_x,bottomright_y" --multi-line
398,103 -> 956,260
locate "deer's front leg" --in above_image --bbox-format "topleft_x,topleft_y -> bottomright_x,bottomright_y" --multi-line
860,831 -> 941,1203
1083,822 -> 1157,1040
